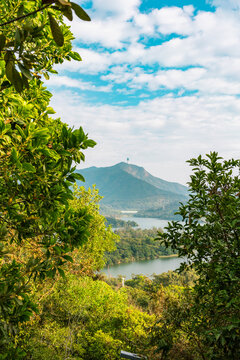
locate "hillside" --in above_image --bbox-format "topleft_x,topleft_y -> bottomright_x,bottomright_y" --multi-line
75,163 -> 188,218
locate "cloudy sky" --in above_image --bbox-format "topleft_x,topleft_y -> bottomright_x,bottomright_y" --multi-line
49,0 -> 240,185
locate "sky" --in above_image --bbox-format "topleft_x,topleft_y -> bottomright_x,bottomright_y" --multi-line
48,0 -> 240,185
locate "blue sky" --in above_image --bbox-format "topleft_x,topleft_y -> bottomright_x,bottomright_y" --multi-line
49,0 -> 240,184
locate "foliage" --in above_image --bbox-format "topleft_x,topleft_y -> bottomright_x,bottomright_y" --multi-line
0,1 -> 95,357
104,270 -> 200,359
157,152 -> 240,359
135,201 -> 184,221
67,185 -> 118,275
78,162 -> 187,214
125,269 -> 198,292
105,227 -> 176,266
22,275 -> 155,360
0,0 -> 90,93
105,216 -> 138,229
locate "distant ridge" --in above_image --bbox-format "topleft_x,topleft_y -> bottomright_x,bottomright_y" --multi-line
75,163 -> 188,218
115,162 -> 188,197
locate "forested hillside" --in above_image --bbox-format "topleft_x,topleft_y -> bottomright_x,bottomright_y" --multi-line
77,163 -> 188,216
105,227 -> 176,265
105,216 -> 138,228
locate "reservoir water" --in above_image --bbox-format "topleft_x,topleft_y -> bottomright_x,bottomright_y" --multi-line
102,256 -> 183,280
123,216 -> 170,230
102,216 -> 184,279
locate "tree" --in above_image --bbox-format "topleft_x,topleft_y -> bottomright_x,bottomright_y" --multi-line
0,1 -> 96,357
23,275 -> 155,360
157,152 -> 240,359
67,185 -> 118,276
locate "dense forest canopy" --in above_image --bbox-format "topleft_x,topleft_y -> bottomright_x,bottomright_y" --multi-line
105,227 -> 176,266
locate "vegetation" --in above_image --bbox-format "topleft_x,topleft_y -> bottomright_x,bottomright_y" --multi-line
0,0 -> 239,359
77,162 -> 187,213
0,1 -> 95,357
68,185 -> 118,276
22,275 -> 155,360
105,216 -> 138,228
105,227 -> 176,266
158,152 -> 240,359
134,201 -> 183,220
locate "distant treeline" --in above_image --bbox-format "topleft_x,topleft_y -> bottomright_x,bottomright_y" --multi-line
105,216 -> 138,228
135,201 -> 183,220
104,227 -> 176,266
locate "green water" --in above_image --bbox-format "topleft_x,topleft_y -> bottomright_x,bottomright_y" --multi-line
102,256 -> 183,280
103,215 -> 184,279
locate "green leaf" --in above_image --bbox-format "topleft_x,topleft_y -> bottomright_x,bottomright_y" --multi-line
71,2 -> 91,21
43,72 -> 50,80
84,139 -> 97,148
69,51 -> 82,61
45,107 -> 55,114
16,125 -> 26,139
18,63 -> 32,80
62,255 -> 73,263
22,74 -> 29,90
17,4 -> 25,18
14,28 -> 21,50
22,162 -> 36,172
12,68 -> 23,93
41,148 -> 60,160
10,148 -> 18,163
73,173 -> 85,182
48,13 -> 64,47
5,61 -> 14,83
58,268 -> 66,278
54,245 -> 62,255
0,34 -> 6,52
62,6 -> 73,21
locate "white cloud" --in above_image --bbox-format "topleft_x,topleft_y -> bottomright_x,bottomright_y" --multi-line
49,1 -> 240,184
150,6 -> 194,35
209,0 -> 240,10
48,75 -> 111,92
58,4 -> 240,97
91,0 -> 140,20
56,48 -> 112,74
51,90 -> 240,184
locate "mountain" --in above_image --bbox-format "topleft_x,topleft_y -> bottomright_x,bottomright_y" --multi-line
75,163 -> 188,217
115,162 -> 188,197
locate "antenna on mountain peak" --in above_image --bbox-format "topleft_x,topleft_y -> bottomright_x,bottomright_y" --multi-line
127,157 -> 129,164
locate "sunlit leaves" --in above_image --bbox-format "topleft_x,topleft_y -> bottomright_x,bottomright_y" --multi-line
0,1 -> 94,356
159,152 -> 240,358
69,51 -> 82,61
0,0 -> 91,92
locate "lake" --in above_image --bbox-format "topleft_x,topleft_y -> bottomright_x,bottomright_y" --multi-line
102,216 -> 183,279
123,216 -> 171,230
102,256 -> 184,280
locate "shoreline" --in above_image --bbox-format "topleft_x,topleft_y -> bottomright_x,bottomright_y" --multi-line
105,253 -> 179,267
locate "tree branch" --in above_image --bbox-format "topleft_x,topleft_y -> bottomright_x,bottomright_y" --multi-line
0,4 -> 51,27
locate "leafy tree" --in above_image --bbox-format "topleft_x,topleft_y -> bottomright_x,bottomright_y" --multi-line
0,0 -> 90,92
105,227 -> 175,266
67,185 -> 118,276
158,152 -> 240,359
0,1 -> 96,357
23,275 -> 155,360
